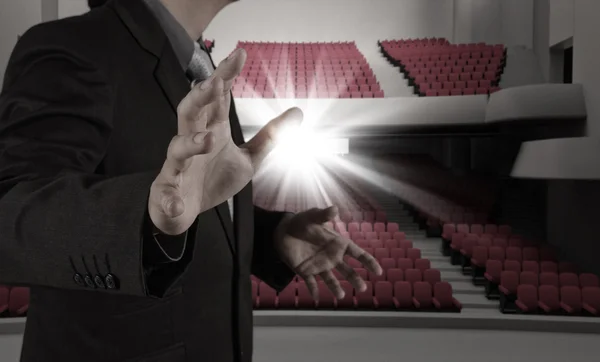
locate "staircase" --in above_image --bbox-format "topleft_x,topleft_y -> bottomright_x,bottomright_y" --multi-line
366,186 -> 499,313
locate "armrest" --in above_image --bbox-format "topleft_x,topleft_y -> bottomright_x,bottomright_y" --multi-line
392,298 -> 399,309
0,305 -> 7,314
471,258 -> 481,266
498,285 -> 509,295
452,298 -> 462,310
432,298 -> 441,309
484,272 -> 493,281
560,302 -> 573,313
583,303 -> 597,315
538,301 -> 551,313
373,297 -> 379,309
17,303 -> 29,315
515,300 -> 528,312
412,297 -> 421,308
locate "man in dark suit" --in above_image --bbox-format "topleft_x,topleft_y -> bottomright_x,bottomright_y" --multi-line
0,0 -> 381,361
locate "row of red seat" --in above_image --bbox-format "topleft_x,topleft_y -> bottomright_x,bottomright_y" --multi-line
232,41 -> 383,99
380,38 -> 506,98
252,280 -> 461,312
514,285 -> 599,315
488,269 -> 598,293
0,286 -> 29,318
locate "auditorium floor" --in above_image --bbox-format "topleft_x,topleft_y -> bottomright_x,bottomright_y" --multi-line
254,326 -> 598,362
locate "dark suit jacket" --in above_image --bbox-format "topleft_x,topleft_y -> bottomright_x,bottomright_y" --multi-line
0,0 -> 295,361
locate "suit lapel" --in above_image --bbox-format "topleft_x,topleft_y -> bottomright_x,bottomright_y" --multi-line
111,0 -> 237,255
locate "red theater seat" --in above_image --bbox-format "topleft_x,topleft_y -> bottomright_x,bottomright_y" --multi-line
519,271 -> 539,287
257,282 -> 277,309
387,268 -> 404,284
433,282 -> 461,311
582,287 -> 600,316
413,282 -> 433,309
580,273 -> 600,288
560,286 -> 582,314
8,287 -> 30,316
515,284 -> 538,313
423,269 -> 441,286
391,248 -> 405,260
297,281 -> 315,309
414,259 -> 431,272
393,281 -> 413,309
374,281 -> 395,309
316,281 -> 336,309
538,285 -> 560,314
405,269 -> 422,285
559,273 -> 579,287
355,281 -> 375,308
277,282 -> 297,309
539,272 -> 559,287
540,261 -> 558,273
0,286 -> 9,315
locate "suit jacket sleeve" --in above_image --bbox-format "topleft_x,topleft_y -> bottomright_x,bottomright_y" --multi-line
251,206 -> 295,292
0,24 -> 191,298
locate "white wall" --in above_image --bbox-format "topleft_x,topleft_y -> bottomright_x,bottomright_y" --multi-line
0,0 -> 44,85
549,0 -> 574,46
58,0 -> 88,18
533,0 -> 550,81
501,0 -> 534,48
573,0 -> 600,136
453,0 -> 473,44
205,0 -> 454,56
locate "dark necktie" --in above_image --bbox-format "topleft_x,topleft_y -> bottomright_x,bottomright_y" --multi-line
186,43 -> 234,221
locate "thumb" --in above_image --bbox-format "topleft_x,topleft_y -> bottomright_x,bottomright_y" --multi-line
241,107 -> 303,169
301,206 -> 338,225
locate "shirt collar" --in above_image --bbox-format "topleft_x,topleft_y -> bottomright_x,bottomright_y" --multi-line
142,0 -> 195,70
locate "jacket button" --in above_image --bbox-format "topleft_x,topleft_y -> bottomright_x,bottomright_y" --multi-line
84,274 -> 96,288
94,275 -> 106,289
105,273 -> 118,289
73,273 -> 84,286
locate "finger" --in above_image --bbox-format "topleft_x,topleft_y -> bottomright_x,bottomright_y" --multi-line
304,275 -> 319,301
346,243 -> 383,276
177,77 -> 224,131
320,270 -> 344,299
336,262 -> 366,292
162,132 -> 215,176
241,107 -> 303,170
212,48 -> 247,92
301,206 -> 338,225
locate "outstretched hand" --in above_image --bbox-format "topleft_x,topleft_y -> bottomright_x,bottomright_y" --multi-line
149,48 -> 303,235
274,206 -> 383,299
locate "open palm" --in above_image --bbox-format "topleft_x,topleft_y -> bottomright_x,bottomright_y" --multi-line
275,207 -> 383,299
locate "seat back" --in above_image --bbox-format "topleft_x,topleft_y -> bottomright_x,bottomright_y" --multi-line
538,285 -> 560,312
559,272 -> 579,287
355,281 -> 374,307
397,258 -> 413,271
500,271 -> 519,294
505,247 -> 522,262
560,286 -> 582,313
485,260 -> 502,280
386,268 -> 404,284
423,269 -> 441,286
414,258 -> 431,272
433,281 -> 454,308
579,273 -> 600,288
504,260 -> 521,273
516,284 -> 538,311
393,281 -> 412,308
539,272 -> 559,287
522,261 -> 539,274
540,261 -> 558,273
405,269 -> 422,284
375,281 -> 394,307
519,271 -> 539,287
582,287 -> 600,310
258,282 -> 277,308
413,282 -> 433,308
317,281 -> 336,308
